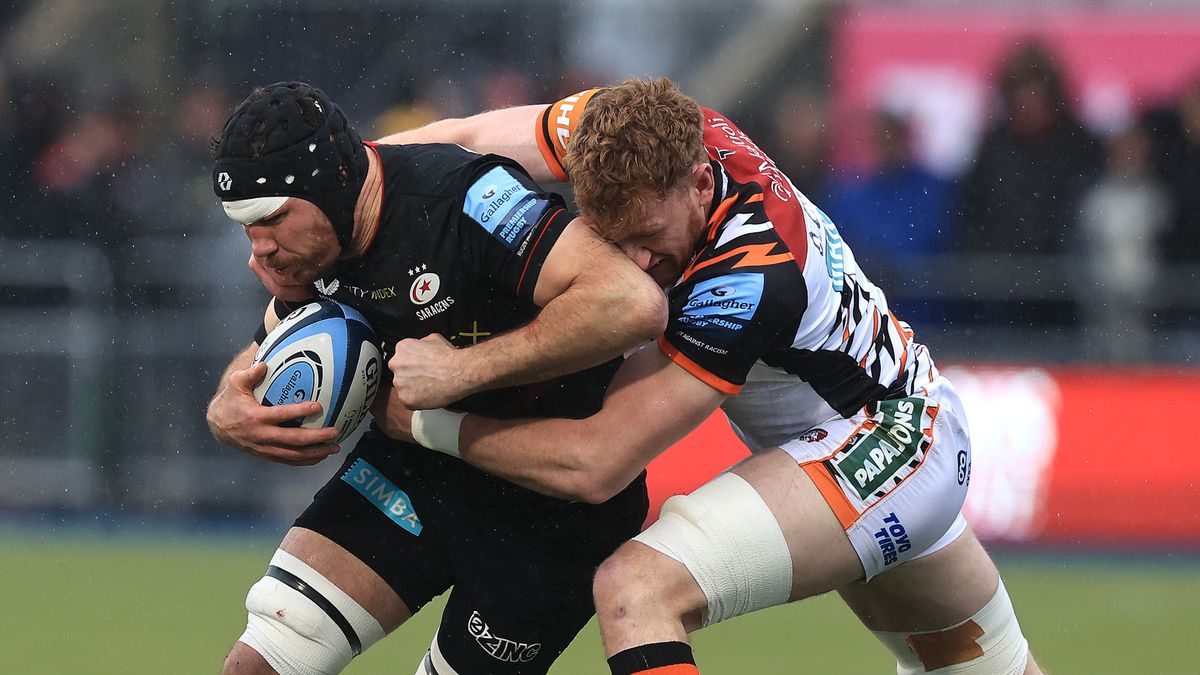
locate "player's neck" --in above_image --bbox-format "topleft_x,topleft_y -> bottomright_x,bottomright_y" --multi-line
345,144 -> 383,259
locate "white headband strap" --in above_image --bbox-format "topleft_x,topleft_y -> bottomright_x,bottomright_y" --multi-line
222,196 -> 289,225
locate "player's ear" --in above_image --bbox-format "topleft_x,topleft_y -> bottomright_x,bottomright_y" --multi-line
692,162 -> 714,200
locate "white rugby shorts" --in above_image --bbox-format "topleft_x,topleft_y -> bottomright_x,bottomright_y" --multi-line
781,375 -> 970,580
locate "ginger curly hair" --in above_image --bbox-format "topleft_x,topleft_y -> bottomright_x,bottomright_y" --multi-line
565,77 -> 707,238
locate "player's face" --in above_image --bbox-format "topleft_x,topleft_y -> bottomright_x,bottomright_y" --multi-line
244,198 -> 340,287
609,164 -> 714,288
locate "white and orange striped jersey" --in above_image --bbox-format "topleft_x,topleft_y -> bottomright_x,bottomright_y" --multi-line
538,94 -> 937,451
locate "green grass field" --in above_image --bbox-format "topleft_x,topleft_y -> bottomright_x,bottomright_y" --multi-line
3,530 -> 1197,674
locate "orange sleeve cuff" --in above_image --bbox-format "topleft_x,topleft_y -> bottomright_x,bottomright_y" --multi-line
535,88 -> 603,183
657,336 -> 742,396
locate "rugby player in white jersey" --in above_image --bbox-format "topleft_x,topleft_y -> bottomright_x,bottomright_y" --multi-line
375,78 -> 1043,675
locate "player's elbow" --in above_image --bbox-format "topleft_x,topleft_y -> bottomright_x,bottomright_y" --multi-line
570,457 -> 642,505
621,281 -> 668,342
569,474 -> 630,505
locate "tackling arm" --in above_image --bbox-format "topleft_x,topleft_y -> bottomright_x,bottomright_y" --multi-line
374,105 -> 554,183
454,344 -> 726,504
388,218 -> 667,409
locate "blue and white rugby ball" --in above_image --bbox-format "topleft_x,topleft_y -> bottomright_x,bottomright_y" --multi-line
252,300 -> 383,443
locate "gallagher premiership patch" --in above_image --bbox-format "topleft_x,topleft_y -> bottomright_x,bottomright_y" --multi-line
678,273 -> 764,334
463,166 -> 549,251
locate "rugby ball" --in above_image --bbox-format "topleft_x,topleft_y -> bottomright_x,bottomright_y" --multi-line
252,300 -> 382,443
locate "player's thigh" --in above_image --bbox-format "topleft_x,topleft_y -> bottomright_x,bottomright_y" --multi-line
780,379 -> 972,583
429,534 -> 602,673
837,526 -> 1036,675
278,526 -> 411,631
727,448 -> 864,600
290,430 -> 457,618
228,526 -> 418,675
837,524 -> 999,633
630,450 -> 860,630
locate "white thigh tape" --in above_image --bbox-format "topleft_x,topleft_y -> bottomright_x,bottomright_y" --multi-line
634,472 -> 793,627
240,549 -> 386,675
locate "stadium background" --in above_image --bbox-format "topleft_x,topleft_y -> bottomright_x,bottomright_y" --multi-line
2,0 -> 1197,672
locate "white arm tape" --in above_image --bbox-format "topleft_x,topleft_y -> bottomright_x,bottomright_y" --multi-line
411,408 -> 466,457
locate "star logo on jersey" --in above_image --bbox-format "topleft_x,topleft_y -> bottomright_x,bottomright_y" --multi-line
409,272 -> 441,306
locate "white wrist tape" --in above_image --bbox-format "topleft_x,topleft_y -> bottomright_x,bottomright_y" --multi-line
411,409 -> 466,457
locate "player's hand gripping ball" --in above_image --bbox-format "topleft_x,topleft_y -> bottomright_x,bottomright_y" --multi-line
253,300 -> 382,443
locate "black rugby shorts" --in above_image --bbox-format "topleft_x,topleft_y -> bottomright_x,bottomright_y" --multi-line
294,429 -> 647,673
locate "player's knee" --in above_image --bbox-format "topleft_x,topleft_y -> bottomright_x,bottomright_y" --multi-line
593,543 -> 685,620
222,640 -> 275,675
631,474 -> 793,628
237,550 -> 386,675
873,578 -> 1030,675
593,544 -> 651,612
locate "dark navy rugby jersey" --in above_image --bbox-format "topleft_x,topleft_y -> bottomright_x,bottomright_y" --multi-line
266,142 -> 619,423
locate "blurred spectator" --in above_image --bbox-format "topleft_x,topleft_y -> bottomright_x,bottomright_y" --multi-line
1078,124 -> 1171,362
1,73 -> 69,238
769,86 -> 832,200
960,41 -> 1103,257
113,82 -> 233,238
372,77 -> 471,139
1141,77 -> 1200,264
959,41 -> 1103,327
27,86 -> 150,245
824,110 -> 957,325
479,65 -> 536,111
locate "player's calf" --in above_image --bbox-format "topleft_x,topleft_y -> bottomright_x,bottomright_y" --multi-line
871,577 -> 1034,674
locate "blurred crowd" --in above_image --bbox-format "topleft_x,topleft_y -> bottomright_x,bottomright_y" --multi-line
2,27 -> 1198,359
762,41 -> 1200,359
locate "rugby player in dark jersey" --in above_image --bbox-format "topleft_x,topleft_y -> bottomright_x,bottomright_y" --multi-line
376,79 -> 1043,675
205,82 -> 666,675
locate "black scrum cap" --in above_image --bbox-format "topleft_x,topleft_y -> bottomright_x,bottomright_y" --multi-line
212,82 -> 367,250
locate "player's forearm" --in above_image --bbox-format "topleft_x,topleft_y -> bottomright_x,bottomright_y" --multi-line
457,414 -> 637,504
207,344 -> 257,442
454,280 -> 665,396
212,344 -> 257,401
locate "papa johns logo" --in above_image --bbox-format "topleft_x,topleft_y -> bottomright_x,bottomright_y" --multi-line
409,272 -> 441,306
468,611 -> 541,663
